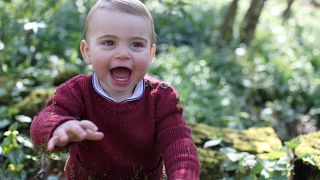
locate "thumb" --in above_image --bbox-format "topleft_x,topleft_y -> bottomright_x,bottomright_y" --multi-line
47,136 -> 58,151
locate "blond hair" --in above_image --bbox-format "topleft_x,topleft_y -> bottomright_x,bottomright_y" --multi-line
83,0 -> 157,45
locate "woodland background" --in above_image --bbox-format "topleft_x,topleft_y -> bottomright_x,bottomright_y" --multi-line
0,0 -> 320,179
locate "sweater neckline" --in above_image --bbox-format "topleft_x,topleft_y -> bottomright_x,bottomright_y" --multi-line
85,74 -> 151,113
92,73 -> 145,103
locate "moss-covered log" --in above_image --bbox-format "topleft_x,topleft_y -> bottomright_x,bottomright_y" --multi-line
191,123 -> 320,179
191,123 -> 282,153
191,123 -> 282,179
293,131 -> 320,180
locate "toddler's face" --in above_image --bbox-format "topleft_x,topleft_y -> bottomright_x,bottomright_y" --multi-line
81,9 -> 155,101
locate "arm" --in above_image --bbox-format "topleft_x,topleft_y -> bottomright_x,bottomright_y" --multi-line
155,87 -> 200,180
30,79 -> 102,152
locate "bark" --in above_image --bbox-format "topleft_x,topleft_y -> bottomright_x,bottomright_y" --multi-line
219,0 -> 239,42
282,0 -> 296,23
311,0 -> 320,7
239,0 -> 267,45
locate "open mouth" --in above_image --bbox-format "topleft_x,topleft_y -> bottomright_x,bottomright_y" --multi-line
110,67 -> 131,83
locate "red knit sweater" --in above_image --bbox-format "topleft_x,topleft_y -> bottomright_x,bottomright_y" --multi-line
30,74 -> 200,180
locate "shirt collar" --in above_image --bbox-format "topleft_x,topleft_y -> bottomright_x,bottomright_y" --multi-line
92,73 -> 144,102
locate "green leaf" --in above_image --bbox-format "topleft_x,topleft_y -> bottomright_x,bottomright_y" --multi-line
8,122 -> 18,131
285,138 -> 300,149
203,138 -> 222,148
301,155 -> 316,166
15,115 -> 32,123
251,161 -> 263,174
17,136 -> 33,148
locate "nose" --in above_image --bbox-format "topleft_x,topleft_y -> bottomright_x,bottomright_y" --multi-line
115,44 -> 130,60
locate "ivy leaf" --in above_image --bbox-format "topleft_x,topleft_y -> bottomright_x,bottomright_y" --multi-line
15,115 -> 32,123
203,138 -> 222,148
301,155 -> 316,166
17,136 -> 33,148
226,152 -> 243,162
241,154 -> 257,167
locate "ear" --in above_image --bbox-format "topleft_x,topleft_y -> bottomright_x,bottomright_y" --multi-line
80,40 -> 91,64
149,44 -> 156,64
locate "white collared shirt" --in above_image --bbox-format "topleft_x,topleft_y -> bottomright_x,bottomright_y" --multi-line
92,73 -> 144,102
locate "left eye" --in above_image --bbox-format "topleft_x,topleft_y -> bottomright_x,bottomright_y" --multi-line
131,42 -> 143,48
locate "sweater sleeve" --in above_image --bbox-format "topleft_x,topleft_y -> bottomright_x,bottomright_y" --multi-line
155,85 -> 200,180
30,77 -> 85,152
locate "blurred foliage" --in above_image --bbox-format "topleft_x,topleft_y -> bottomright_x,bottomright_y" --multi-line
149,0 -> 320,140
0,0 -> 320,179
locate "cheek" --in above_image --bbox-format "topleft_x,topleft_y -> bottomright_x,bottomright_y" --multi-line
135,56 -> 151,70
90,55 -> 108,72
90,53 -> 107,64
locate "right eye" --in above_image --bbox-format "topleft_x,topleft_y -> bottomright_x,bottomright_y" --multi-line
103,40 -> 114,46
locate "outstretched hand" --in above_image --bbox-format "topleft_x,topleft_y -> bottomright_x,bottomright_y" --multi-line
47,120 -> 104,151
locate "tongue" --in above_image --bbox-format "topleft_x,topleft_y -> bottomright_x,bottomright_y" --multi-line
110,67 -> 131,82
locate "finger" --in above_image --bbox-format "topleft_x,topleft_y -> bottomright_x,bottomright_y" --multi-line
47,130 -> 69,151
85,129 -> 104,141
47,135 -> 69,151
47,136 -> 58,151
79,120 -> 98,131
47,136 -> 68,151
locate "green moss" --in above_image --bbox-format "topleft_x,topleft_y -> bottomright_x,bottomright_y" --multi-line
230,127 -> 282,153
258,149 -> 287,160
190,123 -> 283,178
53,66 -> 81,86
295,131 -> 320,169
197,148 -> 225,180
191,123 -> 282,153
14,88 -> 55,117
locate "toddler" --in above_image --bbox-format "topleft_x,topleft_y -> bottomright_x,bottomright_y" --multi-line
30,0 -> 200,179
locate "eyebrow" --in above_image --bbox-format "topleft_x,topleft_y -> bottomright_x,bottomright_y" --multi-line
97,34 -> 116,41
131,37 -> 149,43
97,34 -> 149,43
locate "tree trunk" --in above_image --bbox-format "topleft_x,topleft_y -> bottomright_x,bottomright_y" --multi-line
219,0 -> 239,43
239,0 -> 267,45
311,0 -> 320,8
282,0 -> 296,23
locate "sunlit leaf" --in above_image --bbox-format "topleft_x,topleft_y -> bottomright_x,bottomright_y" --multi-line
203,138 -> 222,148
15,115 -> 32,123
301,155 -> 316,166
285,138 -> 300,149
17,136 -> 33,148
